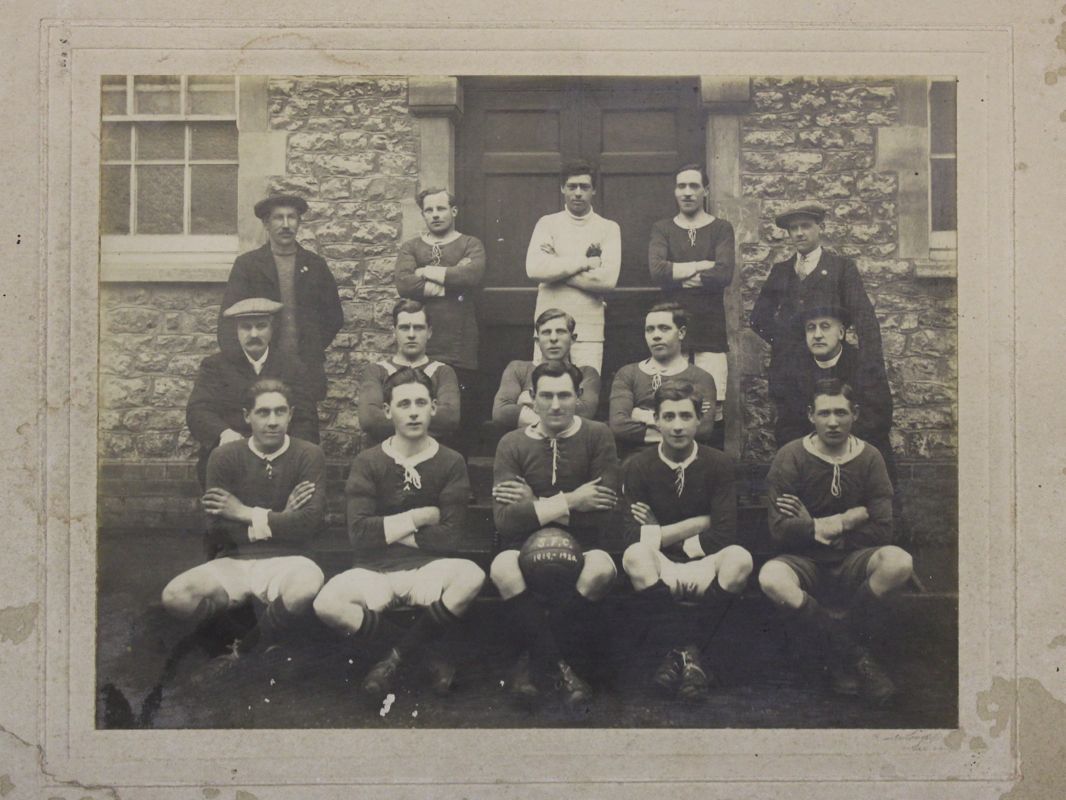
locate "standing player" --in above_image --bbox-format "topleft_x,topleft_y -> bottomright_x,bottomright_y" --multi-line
394,187 -> 487,438
648,164 -> 736,445
758,378 -> 913,703
621,382 -> 752,701
162,378 -> 326,669
492,307 -> 601,429
218,194 -> 344,403
609,302 -> 718,460
314,368 -> 484,697
526,161 -> 621,373
750,203 -> 884,418
489,361 -> 620,709
358,299 -> 460,445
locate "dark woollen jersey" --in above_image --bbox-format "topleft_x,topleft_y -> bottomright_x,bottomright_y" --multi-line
621,444 -> 738,561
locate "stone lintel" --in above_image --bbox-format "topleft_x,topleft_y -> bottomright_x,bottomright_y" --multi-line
699,76 -> 752,115
408,76 -> 463,119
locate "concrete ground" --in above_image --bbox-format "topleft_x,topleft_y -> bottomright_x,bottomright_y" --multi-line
97,528 -> 957,730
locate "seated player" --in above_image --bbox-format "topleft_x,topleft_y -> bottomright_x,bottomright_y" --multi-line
358,299 -> 460,445
186,297 -> 317,487
162,378 -> 326,671
774,304 -> 896,479
609,302 -> 717,459
758,378 -> 913,704
489,360 -> 620,710
620,382 -> 752,701
314,368 -> 484,697
492,307 -> 601,428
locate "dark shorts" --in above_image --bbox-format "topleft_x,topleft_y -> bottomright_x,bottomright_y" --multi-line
767,547 -> 882,601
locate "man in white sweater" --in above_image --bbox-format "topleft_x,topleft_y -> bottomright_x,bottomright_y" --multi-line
525,161 -> 621,374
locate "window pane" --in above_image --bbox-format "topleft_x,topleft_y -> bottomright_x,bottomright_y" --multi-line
190,122 -> 238,160
101,75 -> 127,116
101,165 -> 130,234
101,122 -> 130,161
190,165 -> 238,234
136,122 -> 184,160
930,81 -> 957,155
134,75 -> 181,114
136,165 -> 184,233
188,75 -> 236,115
931,159 -> 957,232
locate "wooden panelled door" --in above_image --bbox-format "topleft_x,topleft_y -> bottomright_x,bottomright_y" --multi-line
458,77 -> 705,421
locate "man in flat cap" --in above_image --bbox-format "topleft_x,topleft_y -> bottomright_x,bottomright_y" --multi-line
217,194 -> 344,404
750,203 -> 885,422
189,297 -> 318,487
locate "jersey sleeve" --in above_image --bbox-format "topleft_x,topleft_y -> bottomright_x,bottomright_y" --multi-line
699,219 -> 737,290
394,239 -> 427,298
491,436 -> 543,549
577,366 -> 602,420
412,454 -> 472,554
431,365 -> 461,439
264,445 -> 327,545
442,236 -> 487,289
765,446 -> 816,549
345,455 -> 389,552
699,453 -> 739,553
357,366 -> 393,444
609,366 -> 647,444
846,449 -> 895,549
492,361 -> 526,429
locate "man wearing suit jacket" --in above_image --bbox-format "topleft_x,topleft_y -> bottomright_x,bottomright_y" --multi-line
217,195 -> 344,402
189,298 -> 317,487
750,203 -> 884,414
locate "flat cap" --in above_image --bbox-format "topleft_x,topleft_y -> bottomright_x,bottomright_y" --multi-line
254,194 -> 309,220
796,303 -> 852,329
774,202 -> 828,229
222,297 -> 283,318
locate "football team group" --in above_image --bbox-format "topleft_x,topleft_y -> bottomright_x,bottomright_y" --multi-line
157,159 -> 914,714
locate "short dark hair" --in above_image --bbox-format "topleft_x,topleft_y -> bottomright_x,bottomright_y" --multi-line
392,298 -> 430,326
560,160 -> 597,188
243,378 -> 293,411
416,186 -> 457,209
646,301 -> 688,331
653,380 -> 704,418
384,366 -> 436,404
809,378 -> 857,410
534,307 -> 577,335
675,162 -> 709,187
531,360 -> 584,394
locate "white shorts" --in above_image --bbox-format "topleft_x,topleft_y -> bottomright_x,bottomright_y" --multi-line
324,559 -> 474,611
656,549 -> 726,602
194,556 -> 322,608
692,351 -> 728,406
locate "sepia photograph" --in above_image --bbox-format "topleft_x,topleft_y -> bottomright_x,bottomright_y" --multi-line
94,72 -> 959,732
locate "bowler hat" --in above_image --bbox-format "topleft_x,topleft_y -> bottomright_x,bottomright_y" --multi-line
254,194 -> 309,220
222,297 -> 283,318
774,202 -> 828,229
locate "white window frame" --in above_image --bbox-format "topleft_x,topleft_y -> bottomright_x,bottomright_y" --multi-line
927,79 -> 957,270
100,75 -> 240,282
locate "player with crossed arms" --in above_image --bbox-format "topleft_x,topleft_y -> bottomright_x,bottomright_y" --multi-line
489,360 -> 621,711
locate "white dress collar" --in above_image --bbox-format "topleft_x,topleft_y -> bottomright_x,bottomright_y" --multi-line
248,434 -> 291,462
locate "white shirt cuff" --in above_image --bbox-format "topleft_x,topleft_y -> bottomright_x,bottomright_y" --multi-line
682,535 -> 706,559
384,511 -> 419,542
639,525 -> 663,551
814,515 -> 845,540
248,507 -> 272,542
422,266 -> 448,284
534,493 -> 570,527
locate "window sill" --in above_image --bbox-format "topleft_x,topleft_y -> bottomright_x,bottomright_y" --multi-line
915,258 -> 957,279
100,235 -> 237,282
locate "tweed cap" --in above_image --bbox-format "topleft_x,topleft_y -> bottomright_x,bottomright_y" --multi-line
253,194 -> 309,220
222,297 -> 283,318
774,202 -> 828,229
